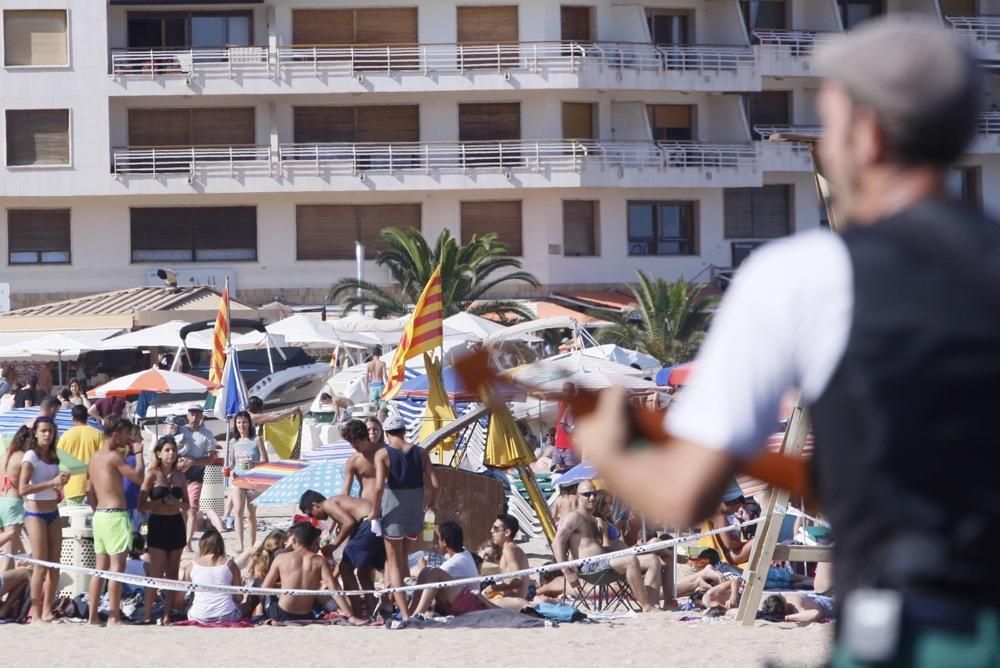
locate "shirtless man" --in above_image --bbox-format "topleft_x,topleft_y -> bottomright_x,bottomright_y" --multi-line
340,420 -> 380,506
761,592 -> 835,624
481,514 -> 531,610
552,480 -> 655,612
299,490 -> 384,617
365,347 -> 388,408
86,416 -> 144,625
261,521 -> 365,625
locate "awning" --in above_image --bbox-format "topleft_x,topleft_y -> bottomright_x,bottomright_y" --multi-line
0,329 -> 121,354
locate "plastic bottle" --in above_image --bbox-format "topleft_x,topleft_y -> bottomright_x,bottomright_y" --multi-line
422,509 -> 436,542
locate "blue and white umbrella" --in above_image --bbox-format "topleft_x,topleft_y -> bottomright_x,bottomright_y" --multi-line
213,347 -> 249,421
255,460 -> 360,507
0,407 -> 97,435
301,439 -> 355,464
555,461 -> 598,487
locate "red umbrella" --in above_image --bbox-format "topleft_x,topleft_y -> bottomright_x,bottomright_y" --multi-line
668,363 -> 694,386
88,368 -> 220,398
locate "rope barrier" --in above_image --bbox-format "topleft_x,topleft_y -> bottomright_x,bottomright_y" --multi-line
0,518 -> 763,598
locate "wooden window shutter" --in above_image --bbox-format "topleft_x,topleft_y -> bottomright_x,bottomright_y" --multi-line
191,108 -> 255,146
752,185 -> 791,238
192,206 -> 257,260
649,105 -> 692,130
8,209 -> 71,263
355,8 -> 418,44
128,109 -> 192,147
5,109 -> 69,166
296,205 -> 360,260
358,204 -> 421,258
3,10 -> 68,67
292,9 -> 354,44
723,189 -> 754,239
130,208 -> 195,261
560,6 -> 592,42
748,91 -> 790,127
459,103 -> 520,142
562,201 -> 597,256
356,106 -> 420,143
461,201 -> 522,256
562,103 -> 594,140
294,107 -> 356,143
457,6 -> 519,43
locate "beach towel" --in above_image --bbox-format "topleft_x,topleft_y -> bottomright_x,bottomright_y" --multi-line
172,619 -> 256,628
388,608 -> 547,630
262,415 -> 302,460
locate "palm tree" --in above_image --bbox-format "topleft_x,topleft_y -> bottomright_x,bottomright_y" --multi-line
328,227 -> 540,322
594,271 -> 715,366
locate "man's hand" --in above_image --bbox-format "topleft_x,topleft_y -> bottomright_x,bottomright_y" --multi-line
177,457 -> 192,473
572,388 -> 629,470
563,567 -> 580,589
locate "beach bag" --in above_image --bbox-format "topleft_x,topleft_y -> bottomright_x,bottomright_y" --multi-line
534,602 -> 587,623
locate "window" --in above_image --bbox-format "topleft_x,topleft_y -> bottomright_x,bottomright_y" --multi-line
562,103 -> 595,140
724,185 -> 792,239
292,8 -> 418,45
647,105 -> 695,141
461,201 -> 522,256
130,207 -> 256,263
5,109 -> 70,167
563,201 -> 598,256
3,10 -> 68,67
940,0 -> 976,15
293,106 -> 419,143
740,1 -> 786,32
127,108 -> 255,147
296,204 -> 421,260
837,0 -> 883,29
561,6 -> 593,42
646,10 -> 690,46
745,91 -> 791,131
127,12 -> 252,49
948,166 -> 982,212
627,201 -> 697,256
459,104 -> 520,141
7,209 -> 70,265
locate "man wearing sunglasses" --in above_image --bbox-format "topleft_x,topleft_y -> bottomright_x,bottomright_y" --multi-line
482,514 -> 530,610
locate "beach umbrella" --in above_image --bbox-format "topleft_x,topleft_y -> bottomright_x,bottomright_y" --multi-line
301,440 -> 355,464
0,407 -> 100,435
268,314 -> 376,349
87,369 -> 220,398
551,346 -> 660,376
214,346 -> 249,421
399,366 -> 525,403
503,366 -> 656,395
418,355 -> 457,454
230,460 -> 310,494
94,320 -> 191,350
254,460 -> 360,507
555,461 -> 598,487
0,332 -> 110,385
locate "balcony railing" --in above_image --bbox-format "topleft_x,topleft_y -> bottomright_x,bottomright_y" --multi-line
109,41 -> 755,78
278,140 -> 757,173
111,140 -> 757,177
980,112 -> 1000,133
752,125 -> 822,140
110,47 -> 270,77
946,15 -> 1000,42
752,30 -> 830,55
112,145 -> 271,175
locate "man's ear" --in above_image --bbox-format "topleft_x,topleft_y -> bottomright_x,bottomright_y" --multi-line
854,106 -> 888,166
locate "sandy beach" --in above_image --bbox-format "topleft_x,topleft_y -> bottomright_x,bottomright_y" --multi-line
4,612 -> 833,668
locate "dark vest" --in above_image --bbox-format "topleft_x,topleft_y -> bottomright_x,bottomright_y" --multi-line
810,200 -> 1000,604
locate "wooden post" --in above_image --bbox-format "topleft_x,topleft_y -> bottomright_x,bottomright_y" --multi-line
735,403 -> 810,625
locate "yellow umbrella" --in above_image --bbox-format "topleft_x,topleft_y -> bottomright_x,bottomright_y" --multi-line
419,354 -> 458,453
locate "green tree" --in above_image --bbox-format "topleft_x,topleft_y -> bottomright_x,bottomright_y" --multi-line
328,227 -> 540,321
594,271 -> 715,366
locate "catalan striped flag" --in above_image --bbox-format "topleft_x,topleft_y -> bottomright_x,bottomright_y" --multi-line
208,278 -> 230,390
383,265 -> 444,401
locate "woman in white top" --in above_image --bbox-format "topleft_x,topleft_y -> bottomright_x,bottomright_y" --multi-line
18,417 -> 68,623
185,529 -> 243,624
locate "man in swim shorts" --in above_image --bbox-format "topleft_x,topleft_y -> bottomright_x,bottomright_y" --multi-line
86,416 -> 144,625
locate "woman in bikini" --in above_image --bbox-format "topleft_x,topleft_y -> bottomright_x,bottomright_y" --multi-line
140,435 -> 189,624
226,411 -> 268,554
0,426 -> 31,569
18,417 -> 68,623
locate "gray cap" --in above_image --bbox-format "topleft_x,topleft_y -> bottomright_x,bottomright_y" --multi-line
815,15 -> 981,164
382,413 -> 406,432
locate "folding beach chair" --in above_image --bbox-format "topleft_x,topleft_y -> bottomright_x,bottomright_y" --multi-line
568,568 -> 642,613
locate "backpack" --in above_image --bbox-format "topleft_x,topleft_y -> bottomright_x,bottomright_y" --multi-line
533,602 -> 587,623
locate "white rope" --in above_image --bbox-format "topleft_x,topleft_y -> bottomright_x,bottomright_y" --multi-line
0,518 -> 763,598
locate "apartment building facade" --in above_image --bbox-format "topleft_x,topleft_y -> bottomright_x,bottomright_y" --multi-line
0,0 -> 997,309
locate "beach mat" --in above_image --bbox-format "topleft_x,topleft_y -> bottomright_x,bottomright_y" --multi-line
389,608 -> 547,630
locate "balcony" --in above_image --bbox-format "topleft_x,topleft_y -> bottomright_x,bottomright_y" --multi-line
108,41 -> 759,95
970,111 -> 1000,153
752,125 -> 819,172
753,31 -> 832,77
946,16 -> 1000,57
110,140 -> 760,193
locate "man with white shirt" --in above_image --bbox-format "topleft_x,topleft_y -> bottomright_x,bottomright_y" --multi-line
176,404 -> 222,550
409,520 -> 490,617
576,17 -> 1000,667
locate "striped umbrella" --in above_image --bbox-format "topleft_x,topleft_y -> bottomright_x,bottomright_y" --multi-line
231,460 -> 309,493
255,460 -> 360,507
88,369 -> 220,398
0,407 -> 88,435
301,440 -> 355,464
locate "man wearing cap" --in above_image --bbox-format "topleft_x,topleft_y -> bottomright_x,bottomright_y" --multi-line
576,16 -> 1000,666
176,403 -> 222,551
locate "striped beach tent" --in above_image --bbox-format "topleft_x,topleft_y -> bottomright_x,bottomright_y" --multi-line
0,407 -> 97,434
231,459 -> 309,493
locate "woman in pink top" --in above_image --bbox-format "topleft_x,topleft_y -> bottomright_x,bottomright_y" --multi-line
18,417 -> 68,623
